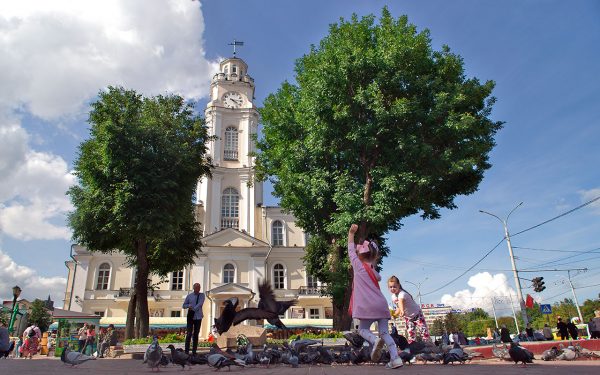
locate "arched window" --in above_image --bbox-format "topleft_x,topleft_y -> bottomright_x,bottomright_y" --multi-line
96,263 -> 111,290
221,188 -> 239,229
224,65 -> 229,74
273,263 -> 285,289
272,220 -> 284,246
171,270 -> 184,291
223,263 -> 235,283
224,126 -> 238,160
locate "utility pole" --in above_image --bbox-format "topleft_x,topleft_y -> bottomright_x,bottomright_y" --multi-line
404,278 -> 428,306
566,270 -> 584,323
490,297 -> 499,329
480,202 -> 529,328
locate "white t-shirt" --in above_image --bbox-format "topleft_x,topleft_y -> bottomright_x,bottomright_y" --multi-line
391,290 -> 421,319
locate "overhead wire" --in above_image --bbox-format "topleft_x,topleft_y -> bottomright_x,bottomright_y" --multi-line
421,238 -> 505,296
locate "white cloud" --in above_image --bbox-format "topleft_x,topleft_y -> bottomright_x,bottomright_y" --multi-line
0,249 -> 66,304
0,0 -> 218,241
0,0 -> 219,119
579,188 -> 600,215
441,272 -> 520,315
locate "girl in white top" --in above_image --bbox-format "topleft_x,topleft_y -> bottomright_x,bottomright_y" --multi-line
388,275 -> 430,343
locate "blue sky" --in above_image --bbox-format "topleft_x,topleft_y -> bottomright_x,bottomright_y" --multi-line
0,1 -> 598,318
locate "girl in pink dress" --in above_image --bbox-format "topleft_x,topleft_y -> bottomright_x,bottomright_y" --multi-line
348,224 -> 403,369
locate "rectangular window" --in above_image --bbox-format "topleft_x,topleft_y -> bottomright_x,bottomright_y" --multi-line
171,270 -> 184,291
274,265 -> 285,289
309,308 -> 320,319
171,310 -> 181,317
94,311 -> 105,317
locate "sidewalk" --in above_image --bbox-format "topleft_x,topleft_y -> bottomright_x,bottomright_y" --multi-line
0,357 -> 598,375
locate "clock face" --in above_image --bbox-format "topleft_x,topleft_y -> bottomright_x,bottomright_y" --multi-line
222,91 -> 243,108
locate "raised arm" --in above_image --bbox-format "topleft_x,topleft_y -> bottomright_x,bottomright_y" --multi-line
347,224 -> 360,266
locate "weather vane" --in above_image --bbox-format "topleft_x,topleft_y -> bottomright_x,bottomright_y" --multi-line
228,39 -> 244,56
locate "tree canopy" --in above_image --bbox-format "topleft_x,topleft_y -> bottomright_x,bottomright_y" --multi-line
255,8 -> 502,328
28,299 -> 52,332
68,87 -> 212,337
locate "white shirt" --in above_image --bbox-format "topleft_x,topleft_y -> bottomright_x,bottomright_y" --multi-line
391,291 -> 421,319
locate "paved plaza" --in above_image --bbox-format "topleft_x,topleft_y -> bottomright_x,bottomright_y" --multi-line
0,358 -> 598,375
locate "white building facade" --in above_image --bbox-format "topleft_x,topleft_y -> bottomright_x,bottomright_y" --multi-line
63,56 -> 332,338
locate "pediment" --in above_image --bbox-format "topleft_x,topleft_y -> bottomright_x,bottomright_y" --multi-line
201,228 -> 269,248
206,282 -> 255,298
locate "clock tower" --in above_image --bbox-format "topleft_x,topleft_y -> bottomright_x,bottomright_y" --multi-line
196,56 -> 263,236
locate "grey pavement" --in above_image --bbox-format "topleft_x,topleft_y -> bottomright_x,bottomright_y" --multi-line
0,358 -> 599,375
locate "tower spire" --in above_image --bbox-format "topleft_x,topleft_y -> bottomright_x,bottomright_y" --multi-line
228,39 -> 244,56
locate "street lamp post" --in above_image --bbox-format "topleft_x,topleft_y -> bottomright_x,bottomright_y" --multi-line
480,202 -> 529,331
404,278 -> 428,306
8,285 -> 22,335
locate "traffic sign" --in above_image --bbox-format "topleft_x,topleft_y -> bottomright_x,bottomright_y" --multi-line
540,304 -> 552,314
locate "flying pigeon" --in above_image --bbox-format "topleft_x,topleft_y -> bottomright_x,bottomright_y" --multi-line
508,342 -> 534,366
257,280 -> 297,328
167,344 -> 191,369
143,336 -> 163,371
214,297 -> 278,335
61,345 -> 97,366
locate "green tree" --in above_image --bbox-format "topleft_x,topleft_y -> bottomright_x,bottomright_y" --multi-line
444,312 -> 463,333
255,8 -> 502,329
430,317 -> 445,337
28,299 -> 52,332
498,316 -> 518,333
68,87 -> 212,338
581,298 -> 600,322
0,307 -> 9,326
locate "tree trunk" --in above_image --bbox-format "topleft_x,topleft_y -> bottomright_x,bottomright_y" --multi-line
333,280 -> 354,331
331,243 -> 354,331
124,290 -> 137,339
134,239 -> 150,338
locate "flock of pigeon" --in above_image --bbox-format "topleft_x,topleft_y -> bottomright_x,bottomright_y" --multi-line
138,332 -> 487,371
492,341 -> 600,364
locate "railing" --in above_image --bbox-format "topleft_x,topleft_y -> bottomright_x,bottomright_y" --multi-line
298,285 -> 327,296
224,149 -> 238,160
221,217 -> 239,229
118,288 -> 155,297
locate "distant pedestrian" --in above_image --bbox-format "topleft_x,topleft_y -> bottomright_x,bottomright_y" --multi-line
592,310 -> 600,339
557,317 -> 569,340
457,331 -> 467,345
566,319 -> 578,340
500,325 -> 512,343
77,323 -> 88,352
525,323 -> 534,341
542,324 -> 554,340
20,329 -> 39,359
388,275 -> 431,344
183,282 -> 205,355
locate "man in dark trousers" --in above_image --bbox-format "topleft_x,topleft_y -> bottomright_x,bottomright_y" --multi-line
556,317 -> 569,340
183,283 -> 205,355
566,319 -> 579,340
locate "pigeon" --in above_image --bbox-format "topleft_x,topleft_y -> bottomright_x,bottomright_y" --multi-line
443,343 -> 467,365
508,342 -> 534,366
208,353 -> 246,371
143,336 -> 163,371
541,346 -> 561,361
189,354 -> 209,365
415,352 -> 440,364
214,297 -> 278,335
316,346 -> 334,365
167,344 -> 191,370
289,335 -> 319,352
492,343 -> 511,361
397,350 -> 415,364
257,280 -> 297,328
61,345 -> 97,366
159,355 -> 170,366
390,326 -> 409,350
343,331 -> 365,349
556,346 -> 576,361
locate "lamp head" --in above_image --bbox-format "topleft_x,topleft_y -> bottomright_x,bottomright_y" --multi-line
12,285 -> 22,298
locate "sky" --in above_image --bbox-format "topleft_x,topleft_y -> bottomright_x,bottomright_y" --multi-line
0,1 -> 598,320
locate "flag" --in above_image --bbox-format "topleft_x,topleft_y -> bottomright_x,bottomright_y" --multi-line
525,294 -> 534,308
